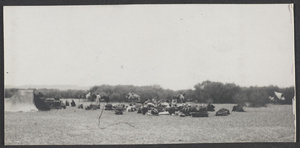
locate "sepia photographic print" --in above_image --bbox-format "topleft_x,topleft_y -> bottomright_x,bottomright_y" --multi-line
3,4 -> 296,145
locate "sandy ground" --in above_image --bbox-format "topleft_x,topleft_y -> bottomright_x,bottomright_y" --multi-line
4,99 -> 295,145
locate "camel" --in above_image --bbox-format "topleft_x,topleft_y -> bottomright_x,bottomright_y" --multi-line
125,92 -> 141,104
232,104 -> 245,112
216,108 -> 230,116
101,94 -> 112,105
206,103 -> 215,111
86,92 -> 91,100
173,93 -> 186,104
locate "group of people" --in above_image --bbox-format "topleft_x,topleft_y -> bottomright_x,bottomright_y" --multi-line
65,100 -> 76,107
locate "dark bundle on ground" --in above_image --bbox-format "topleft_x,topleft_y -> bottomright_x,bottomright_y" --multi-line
113,104 -> 125,108
179,113 -> 186,117
43,98 -> 65,109
141,107 -> 148,115
71,100 -> 76,107
190,106 -> 208,117
113,104 -> 125,115
154,106 -> 165,112
146,103 -> 155,109
198,106 -> 208,112
150,108 -> 159,115
166,107 -> 178,115
207,103 -> 215,111
157,103 -> 169,108
105,104 -> 113,110
191,111 -> 208,117
137,108 -> 142,114
78,104 -> 83,109
179,106 -> 191,116
178,105 -> 207,116
114,108 -> 124,115
216,108 -> 230,116
33,94 -> 50,111
232,104 -> 245,112
85,104 -> 100,110
65,100 -> 70,106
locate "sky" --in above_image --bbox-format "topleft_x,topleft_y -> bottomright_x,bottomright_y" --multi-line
4,4 -> 295,90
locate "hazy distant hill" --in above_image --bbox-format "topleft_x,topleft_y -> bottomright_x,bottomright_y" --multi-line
4,85 -> 90,90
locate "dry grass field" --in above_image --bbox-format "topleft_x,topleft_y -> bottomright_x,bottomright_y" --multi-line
4,99 -> 295,145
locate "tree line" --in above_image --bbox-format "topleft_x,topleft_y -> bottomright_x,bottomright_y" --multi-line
4,80 -> 295,107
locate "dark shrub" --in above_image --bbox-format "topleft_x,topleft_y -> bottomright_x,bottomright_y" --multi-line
248,89 -> 268,107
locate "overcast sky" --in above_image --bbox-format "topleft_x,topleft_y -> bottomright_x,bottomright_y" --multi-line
4,4 -> 294,90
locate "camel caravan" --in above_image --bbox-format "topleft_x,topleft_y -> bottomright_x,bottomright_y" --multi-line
6,89 -> 248,118
71,91 -> 247,118
68,90 -> 292,117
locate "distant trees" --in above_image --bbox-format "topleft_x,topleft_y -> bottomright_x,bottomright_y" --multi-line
4,81 -> 295,107
88,85 -> 174,103
4,88 -> 18,98
281,86 -> 295,104
193,81 -> 240,104
232,89 -> 248,105
245,87 -> 269,107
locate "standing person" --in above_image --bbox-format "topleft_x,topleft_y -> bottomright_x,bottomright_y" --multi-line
71,100 -> 76,107
96,93 -> 101,105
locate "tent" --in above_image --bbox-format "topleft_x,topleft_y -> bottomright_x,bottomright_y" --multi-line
274,91 -> 285,100
126,92 -> 141,103
5,89 -> 38,112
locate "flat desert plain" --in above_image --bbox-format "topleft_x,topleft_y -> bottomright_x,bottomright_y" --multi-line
4,101 -> 295,145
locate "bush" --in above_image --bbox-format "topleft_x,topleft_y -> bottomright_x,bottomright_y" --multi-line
247,88 -> 269,107
88,94 -> 96,102
233,91 -> 248,106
